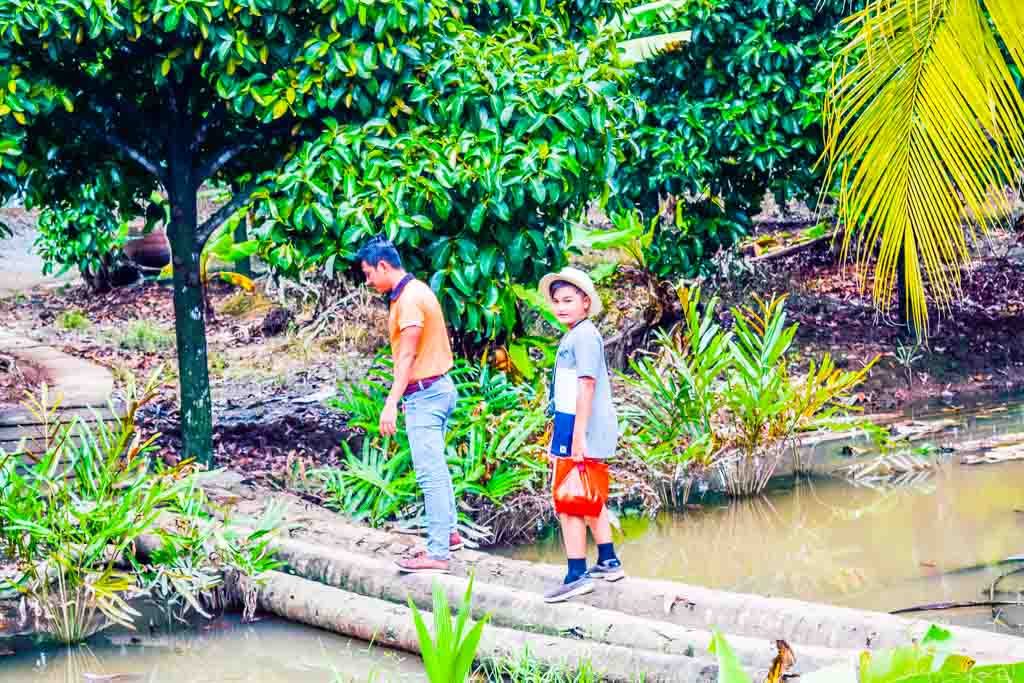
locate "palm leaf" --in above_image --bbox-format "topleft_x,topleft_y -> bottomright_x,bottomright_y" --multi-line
823,0 -> 1024,334
618,31 -> 692,65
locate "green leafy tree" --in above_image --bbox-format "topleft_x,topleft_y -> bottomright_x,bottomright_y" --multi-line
0,0 -> 639,464
614,0 -> 859,278
252,10 -> 636,344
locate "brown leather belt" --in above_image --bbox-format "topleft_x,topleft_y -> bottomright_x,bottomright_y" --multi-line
403,375 -> 444,397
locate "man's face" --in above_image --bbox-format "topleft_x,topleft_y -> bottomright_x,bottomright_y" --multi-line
361,261 -> 391,294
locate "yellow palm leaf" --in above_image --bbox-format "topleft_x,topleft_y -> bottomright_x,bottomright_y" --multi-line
822,0 -> 1024,335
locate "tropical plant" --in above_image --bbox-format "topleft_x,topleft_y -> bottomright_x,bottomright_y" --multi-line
569,209 -> 656,272
622,286 -> 730,504
409,574 -> 490,683
320,359 -> 548,537
711,624 -> 1024,682
823,0 -> 1024,335
0,374 -> 283,643
893,340 -> 923,390
719,293 -> 875,495
0,375 -> 181,642
159,210 -> 260,292
624,286 -> 875,499
135,479 -> 287,624
613,0 -> 860,280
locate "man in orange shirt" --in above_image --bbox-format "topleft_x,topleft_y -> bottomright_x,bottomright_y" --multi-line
358,236 -> 460,574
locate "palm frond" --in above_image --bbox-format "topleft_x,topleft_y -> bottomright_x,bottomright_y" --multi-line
619,31 -> 692,66
823,0 -> 1024,334
610,0 -> 689,31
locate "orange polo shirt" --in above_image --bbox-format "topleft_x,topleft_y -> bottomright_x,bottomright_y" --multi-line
389,278 -> 454,381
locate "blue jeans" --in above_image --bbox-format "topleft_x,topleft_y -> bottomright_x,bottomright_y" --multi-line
404,375 -> 457,560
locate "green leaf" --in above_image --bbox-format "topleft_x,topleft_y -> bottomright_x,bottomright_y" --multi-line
709,630 -> 753,683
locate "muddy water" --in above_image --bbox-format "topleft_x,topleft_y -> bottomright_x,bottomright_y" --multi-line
3,615 -> 424,682
508,403 -> 1024,635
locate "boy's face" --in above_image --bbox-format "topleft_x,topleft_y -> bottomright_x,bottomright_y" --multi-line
361,261 -> 392,294
551,286 -> 590,327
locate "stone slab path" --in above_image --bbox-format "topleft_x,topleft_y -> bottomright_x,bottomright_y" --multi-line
0,330 -> 119,455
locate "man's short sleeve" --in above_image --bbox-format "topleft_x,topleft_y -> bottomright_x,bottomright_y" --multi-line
396,291 -> 426,330
573,326 -> 603,379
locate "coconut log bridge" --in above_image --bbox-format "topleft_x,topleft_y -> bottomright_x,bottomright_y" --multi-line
155,472 -> 1024,681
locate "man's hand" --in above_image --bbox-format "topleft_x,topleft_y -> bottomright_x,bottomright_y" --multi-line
380,399 -> 399,436
571,433 -> 587,463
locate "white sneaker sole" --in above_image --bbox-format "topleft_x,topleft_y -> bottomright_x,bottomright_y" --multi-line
544,581 -> 595,604
592,570 -> 625,582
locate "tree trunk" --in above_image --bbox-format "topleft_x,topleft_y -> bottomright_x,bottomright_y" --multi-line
241,570 -> 719,683
270,537 -> 848,674
896,239 -> 912,334
234,212 -> 253,278
166,114 -> 214,467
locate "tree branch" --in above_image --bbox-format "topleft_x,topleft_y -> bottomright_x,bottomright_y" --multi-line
192,101 -> 227,152
195,180 -> 260,249
103,130 -> 165,183
196,142 -> 254,183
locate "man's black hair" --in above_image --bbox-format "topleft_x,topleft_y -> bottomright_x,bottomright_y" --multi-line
357,234 -> 403,269
549,279 -> 585,298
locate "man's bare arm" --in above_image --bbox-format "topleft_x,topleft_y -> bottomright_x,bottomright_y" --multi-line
388,325 -> 423,404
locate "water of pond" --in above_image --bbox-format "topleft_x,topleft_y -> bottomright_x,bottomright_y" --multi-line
507,401 -> 1024,635
3,614 -> 425,682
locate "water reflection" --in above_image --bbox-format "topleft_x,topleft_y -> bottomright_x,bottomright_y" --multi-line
509,459 -> 1024,633
3,615 -> 425,682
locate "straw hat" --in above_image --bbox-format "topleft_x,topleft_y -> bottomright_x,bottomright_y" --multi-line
538,267 -> 603,317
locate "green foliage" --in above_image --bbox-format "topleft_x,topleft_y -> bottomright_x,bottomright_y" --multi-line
569,209 -> 655,270
320,360 -> 547,534
34,182 -> 132,285
624,286 -> 874,498
118,320 -> 175,353
253,13 -> 634,340
56,308 -> 90,331
0,374 -> 279,643
481,650 -> 605,682
409,574 -> 490,683
135,480 -> 286,624
713,625 -> 1024,683
613,0 -> 861,278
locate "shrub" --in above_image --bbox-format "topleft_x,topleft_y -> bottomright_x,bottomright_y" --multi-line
613,0 -> 861,278
118,321 -> 175,353
0,373 -> 281,642
321,360 -> 548,539
410,575 -> 489,683
624,287 -> 875,499
55,308 -> 89,332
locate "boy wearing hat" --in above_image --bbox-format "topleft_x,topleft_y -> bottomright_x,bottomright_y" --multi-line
539,267 -> 624,603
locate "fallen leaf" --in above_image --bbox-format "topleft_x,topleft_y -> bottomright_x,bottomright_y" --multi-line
764,640 -> 796,683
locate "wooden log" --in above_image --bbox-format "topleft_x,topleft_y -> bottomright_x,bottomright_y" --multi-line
243,570 -> 718,683
211,485 -> 1024,663
269,536 -> 854,674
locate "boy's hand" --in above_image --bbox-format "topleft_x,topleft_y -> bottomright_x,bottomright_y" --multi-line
571,434 -> 587,463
